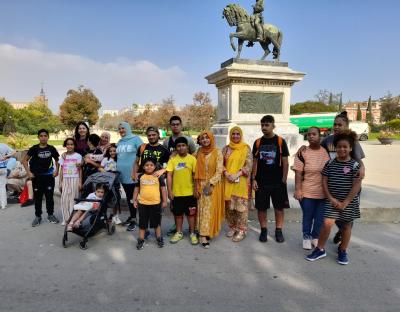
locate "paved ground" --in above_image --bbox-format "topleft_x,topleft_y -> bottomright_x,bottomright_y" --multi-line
0,199 -> 399,312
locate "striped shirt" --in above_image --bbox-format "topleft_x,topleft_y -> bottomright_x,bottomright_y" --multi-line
322,158 -> 360,222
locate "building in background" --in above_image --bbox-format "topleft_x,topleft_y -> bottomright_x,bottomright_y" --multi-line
2,87 -> 48,110
343,100 -> 382,124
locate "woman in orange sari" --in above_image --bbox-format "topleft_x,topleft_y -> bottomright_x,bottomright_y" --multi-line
195,131 -> 224,248
222,126 -> 252,242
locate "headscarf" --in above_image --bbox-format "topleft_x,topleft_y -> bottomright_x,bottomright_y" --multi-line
118,122 -> 134,143
224,126 -> 250,200
195,131 -> 217,180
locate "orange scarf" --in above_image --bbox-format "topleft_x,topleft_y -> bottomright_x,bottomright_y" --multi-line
195,131 -> 217,180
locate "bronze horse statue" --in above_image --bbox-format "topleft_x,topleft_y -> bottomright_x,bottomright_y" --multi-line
223,4 -> 283,61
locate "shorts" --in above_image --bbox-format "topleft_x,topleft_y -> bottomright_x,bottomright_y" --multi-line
172,196 -> 197,217
255,183 -> 290,211
138,203 -> 162,229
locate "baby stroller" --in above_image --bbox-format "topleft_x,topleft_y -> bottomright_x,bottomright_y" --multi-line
62,171 -> 121,250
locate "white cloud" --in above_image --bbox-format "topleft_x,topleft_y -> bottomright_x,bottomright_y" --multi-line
0,43 -> 190,112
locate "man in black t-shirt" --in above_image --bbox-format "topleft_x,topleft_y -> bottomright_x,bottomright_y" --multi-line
252,115 -> 290,243
132,126 -> 170,180
23,129 -> 60,227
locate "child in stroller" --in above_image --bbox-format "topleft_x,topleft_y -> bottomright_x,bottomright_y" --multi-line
67,184 -> 104,231
63,171 -> 120,249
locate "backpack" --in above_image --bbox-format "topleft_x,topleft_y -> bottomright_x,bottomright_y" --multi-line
137,143 -> 148,167
254,135 -> 284,167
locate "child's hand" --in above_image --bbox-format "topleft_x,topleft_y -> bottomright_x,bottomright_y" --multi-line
168,193 -> 174,201
92,202 -> 100,210
133,200 -> 138,209
161,201 -> 167,209
294,190 -> 303,201
53,171 -> 58,178
336,201 -> 347,210
252,180 -> 258,191
330,198 -> 340,209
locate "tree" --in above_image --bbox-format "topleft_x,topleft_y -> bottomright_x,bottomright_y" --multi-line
356,103 -> 362,121
328,93 -> 333,105
290,101 -> 337,115
180,92 -> 216,131
14,102 -> 64,134
366,96 -> 373,124
380,94 -> 400,122
59,85 -> 101,129
0,99 -> 15,133
155,99 -> 177,131
338,92 -> 343,112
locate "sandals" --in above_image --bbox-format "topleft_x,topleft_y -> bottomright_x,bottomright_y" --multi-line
200,236 -> 210,249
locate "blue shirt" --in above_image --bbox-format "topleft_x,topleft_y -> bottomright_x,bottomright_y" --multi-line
116,135 -> 143,184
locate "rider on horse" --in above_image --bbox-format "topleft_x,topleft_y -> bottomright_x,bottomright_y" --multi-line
251,0 -> 264,41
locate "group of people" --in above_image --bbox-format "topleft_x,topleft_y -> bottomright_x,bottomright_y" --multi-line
20,111 -> 364,265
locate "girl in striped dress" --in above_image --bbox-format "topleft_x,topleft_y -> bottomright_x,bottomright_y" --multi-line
306,131 -> 362,265
59,138 -> 83,225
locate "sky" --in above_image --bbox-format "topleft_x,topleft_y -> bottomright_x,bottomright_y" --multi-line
0,0 -> 399,112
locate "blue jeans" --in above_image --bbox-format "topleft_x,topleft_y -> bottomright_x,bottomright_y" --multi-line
300,198 -> 325,239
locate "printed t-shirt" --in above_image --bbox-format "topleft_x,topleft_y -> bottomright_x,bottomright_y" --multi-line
27,144 -> 60,175
321,135 -> 365,161
163,135 -> 197,154
101,158 -> 117,172
293,146 -> 330,199
136,173 -> 165,205
59,152 -> 82,178
252,135 -> 289,186
116,135 -> 143,184
136,143 -> 170,172
166,154 -> 197,197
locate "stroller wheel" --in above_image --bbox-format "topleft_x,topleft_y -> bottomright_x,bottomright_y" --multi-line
79,240 -> 88,250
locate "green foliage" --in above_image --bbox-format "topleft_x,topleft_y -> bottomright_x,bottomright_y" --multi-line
59,85 -> 102,129
380,95 -> 400,122
366,96 -> 372,124
6,133 -> 30,149
290,101 -> 337,115
356,103 -> 362,121
13,102 -> 64,135
386,119 -> 400,130
0,99 -> 14,133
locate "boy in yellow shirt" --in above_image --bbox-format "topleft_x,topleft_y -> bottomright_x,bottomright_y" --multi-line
133,158 -> 167,250
166,137 -> 198,245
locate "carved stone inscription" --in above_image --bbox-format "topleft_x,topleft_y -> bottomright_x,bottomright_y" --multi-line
239,92 -> 283,114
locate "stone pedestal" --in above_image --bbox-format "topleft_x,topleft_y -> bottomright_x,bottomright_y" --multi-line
206,58 -> 305,152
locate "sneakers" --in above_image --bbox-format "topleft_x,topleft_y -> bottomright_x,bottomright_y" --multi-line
226,228 -> 236,238
232,230 -> 246,242
112,215 -> 122,225
170,232 -> 184,244
337,249 -> 349,265
306,247 -> 327,262
126,220 -> 137,231
136,239 -> 145,250
275,229 -> 285,243
259,228 -> 268,242
123,216 -> 133,225
302,239 -> 312,250
166,224 -> 177,236
32,216 -> 42,227
333,230 -> 342,244
190,233 -> 199,245
21,199 -> 34,207
47,215 -> 59,224
156,236 -> 165,248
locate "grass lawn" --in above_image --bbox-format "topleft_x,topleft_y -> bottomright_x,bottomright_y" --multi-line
0,135 -> 64,148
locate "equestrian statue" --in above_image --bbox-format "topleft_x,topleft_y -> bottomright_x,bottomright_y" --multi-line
223,0 -> 283,61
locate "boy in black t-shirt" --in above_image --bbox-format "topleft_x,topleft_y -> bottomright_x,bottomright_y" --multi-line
23,129 -> 60,227
252,115 -> 290,243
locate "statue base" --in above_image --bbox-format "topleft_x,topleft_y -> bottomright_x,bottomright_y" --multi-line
206,58 -> 305,152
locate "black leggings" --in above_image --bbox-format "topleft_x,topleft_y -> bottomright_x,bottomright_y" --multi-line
122,183 -> 136,219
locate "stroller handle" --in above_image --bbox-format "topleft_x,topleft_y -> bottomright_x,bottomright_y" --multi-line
74,198 -> 103,203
